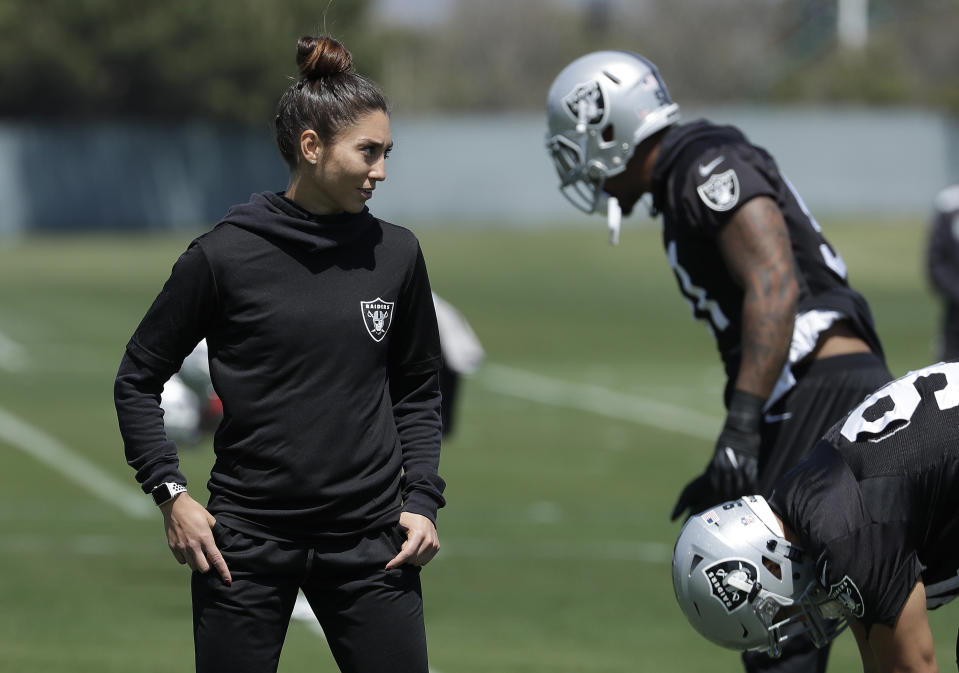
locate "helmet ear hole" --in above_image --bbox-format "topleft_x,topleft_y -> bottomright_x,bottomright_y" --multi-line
762,556 -> 782,580
688,553 -> 704,577
601,124 -> 615,142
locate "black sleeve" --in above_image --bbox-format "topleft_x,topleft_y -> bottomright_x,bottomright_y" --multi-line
817,525 -> 923,630
388,244 -> 443,374
771,441 -> 922,629
681,143 -> 779,236
390,370 -> 446,523
388,241 -> 445,522
114,241 -> 218,493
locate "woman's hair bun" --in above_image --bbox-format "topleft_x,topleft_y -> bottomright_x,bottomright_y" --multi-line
296,36 -> 353,79
274,34 -> 388,168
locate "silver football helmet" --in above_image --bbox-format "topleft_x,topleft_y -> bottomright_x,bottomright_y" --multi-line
672,496 -> 846,658
545,51 -> 680,216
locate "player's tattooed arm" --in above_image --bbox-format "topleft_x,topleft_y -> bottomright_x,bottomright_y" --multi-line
718,196 -> 799,399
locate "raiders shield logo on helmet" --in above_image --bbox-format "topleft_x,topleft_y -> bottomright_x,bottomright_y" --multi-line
697,169 -> 740,212
361,298 -> 394,342
704,559 -> 758,613
563,81 -> 606,125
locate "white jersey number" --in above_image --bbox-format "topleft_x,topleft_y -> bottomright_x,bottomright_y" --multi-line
840,362 -> 959,442
667,241 -> 730,332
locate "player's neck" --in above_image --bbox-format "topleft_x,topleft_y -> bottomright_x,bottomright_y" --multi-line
637,140 -> 661,195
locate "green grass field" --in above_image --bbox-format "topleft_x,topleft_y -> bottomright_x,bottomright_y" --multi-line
0,217 -> 954,672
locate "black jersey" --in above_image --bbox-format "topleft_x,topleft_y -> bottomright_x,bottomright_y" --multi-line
115,192 -> 444,542
770,361 -> 959,628
650,120 -> 883,403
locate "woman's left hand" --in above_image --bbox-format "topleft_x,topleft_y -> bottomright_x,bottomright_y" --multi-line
385,511 -> 440,570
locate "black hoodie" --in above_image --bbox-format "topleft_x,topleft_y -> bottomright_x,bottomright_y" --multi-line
115,192 -> 445,542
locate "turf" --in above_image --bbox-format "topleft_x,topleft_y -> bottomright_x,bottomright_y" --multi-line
0,217 -> 953,672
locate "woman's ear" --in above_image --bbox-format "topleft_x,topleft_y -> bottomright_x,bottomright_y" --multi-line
299,130 -> 321,166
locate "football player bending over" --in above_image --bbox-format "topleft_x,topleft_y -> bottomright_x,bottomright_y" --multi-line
673,361 -> 959,673
545,48 -> 892,673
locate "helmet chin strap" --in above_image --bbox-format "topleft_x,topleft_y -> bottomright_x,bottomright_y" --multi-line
606,196 -> 621,246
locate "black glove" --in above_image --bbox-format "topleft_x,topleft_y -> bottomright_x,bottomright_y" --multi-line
706,389 -> 763,502
670,473 -> 719,521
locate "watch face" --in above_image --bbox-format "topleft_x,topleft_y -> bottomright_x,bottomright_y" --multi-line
152,484 -> 172,505
152,482 -> 185,506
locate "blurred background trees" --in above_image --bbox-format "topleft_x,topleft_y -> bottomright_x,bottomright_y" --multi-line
0,0 -> 956,124
0,0 -> 375,124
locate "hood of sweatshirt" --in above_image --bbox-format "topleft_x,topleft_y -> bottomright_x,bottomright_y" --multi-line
650,119 -> 747,213
219,191 -> 379,254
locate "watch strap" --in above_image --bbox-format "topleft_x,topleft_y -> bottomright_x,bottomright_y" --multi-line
151,482 -> 187,507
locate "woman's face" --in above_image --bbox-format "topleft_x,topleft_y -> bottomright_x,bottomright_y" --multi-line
304,109 -> 392,214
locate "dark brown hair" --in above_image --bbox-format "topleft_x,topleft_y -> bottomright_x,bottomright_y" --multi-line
274,36 -> 389,170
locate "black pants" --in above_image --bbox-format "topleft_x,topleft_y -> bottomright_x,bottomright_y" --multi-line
192,522 -> 428,673
745,352 -> 892,673
755,352 -> 892,499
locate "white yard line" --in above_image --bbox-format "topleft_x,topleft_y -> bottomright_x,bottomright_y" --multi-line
0,405 -> 152,518
0,329 -> 28,371
0,533 -> 158,555
478,363 -> 720,440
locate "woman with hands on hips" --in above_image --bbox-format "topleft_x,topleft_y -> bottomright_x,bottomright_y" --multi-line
115,35 -> 445,673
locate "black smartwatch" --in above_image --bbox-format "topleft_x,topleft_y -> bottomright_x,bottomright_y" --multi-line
151,482 -> 187,507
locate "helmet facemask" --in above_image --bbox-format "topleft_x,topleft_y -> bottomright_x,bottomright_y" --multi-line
545,132 -> 609,214
727,565 -> 848,658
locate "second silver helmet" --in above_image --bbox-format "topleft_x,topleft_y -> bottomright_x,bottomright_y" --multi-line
672,496 -> 846,658
545,50 -> 680,214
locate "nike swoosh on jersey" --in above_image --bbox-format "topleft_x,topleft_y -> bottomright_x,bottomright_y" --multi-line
698,155 -> 725,176
763,412 -> 793,424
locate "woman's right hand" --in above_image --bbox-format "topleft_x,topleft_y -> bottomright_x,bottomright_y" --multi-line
159,493 -> 232,586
